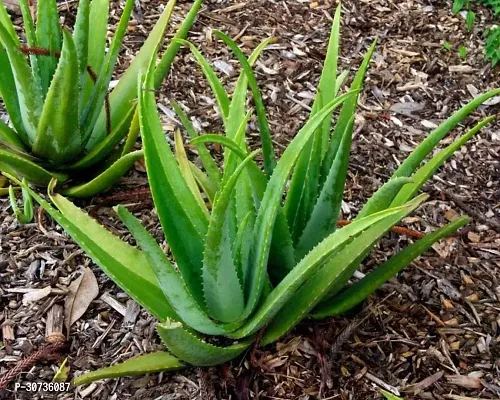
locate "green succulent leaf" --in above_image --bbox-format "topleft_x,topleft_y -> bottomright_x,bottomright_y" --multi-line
0,149 -> 66,185
72,0 -> 90,107
172,100 -> 222,188
230,198 -> 420,340
69,106 -> 136,170
241,90 -> 356,320
295,117 -> 354,259
87,0 -> 109,74
391,88 -> 500,179
10,177 -> 176,321
214,31 -> 276,176
174,38 -> 231,122
357,177 -> 414,219
116,205 -> 236,335
18,0 -> 41,84
59,150 -> 144,198
157,320 -> 251,366
284,7 -> 341,242
174,129 -> 210,217
0,48 -> 25,140
153,0 -> 203,89
88,0 -> 175,148
0,119 -> 25,151
81,0 -> 135,144
262,195 -> 426,344
8,178 -> 33,224
189,162 -> 217,205
0,21 -> 43,144
72,352 -> 185,386
391,116 -> 495,207
312,216 -> 469,319
0,1 -> 19,43
36,0 -> 62,96
139,53 -> 208,307
320,40 -> 376,188
33,30 -> 81,164
203,150 -> 260,323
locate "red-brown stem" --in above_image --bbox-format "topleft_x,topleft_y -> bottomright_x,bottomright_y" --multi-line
0,336 -> 65,390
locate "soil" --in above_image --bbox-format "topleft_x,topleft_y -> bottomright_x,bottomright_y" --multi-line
1,0 -> 499,399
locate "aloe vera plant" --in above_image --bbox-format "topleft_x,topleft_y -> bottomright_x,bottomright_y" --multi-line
17,5 -> 499,384
0,0 -> 202,198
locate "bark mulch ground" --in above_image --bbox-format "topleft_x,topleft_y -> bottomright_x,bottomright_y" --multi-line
1,0 -> 499,399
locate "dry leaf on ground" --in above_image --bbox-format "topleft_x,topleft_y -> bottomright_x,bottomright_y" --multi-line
22,286 -> 52,306
64,267 -> 99,333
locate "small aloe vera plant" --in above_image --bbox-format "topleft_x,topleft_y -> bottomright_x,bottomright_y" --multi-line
17,6 -> 499,385
0,0 -> 202,198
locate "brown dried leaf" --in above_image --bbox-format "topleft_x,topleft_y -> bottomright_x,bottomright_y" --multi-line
22,286 -> 52,306
445,374 -> 482,389
64,268 -> 99,333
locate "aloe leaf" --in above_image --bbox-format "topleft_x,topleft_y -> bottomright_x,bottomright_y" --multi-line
224,37 -> 274,176
0,149 -> 66,185
0,22 -> 43,144
191,134 -> 267,197
224,39 -> 273,233
335,70 -> 349,97
203,150 -> 259,323
88,0 -> 109,74
81,0 -> 135,145
33,30 -> 81,165
0,1 -> 19,43
18,0 -> 41,84
316,5 -> 342,157
233,211 -> 254,287
229,198 -> 423,339
36,0 -> 62,96
174,129 -> 210,217
214,31 -> 276,176
295,117 -> 354,259
8,178 -> 33,223
311,216 -> 469,319
189,162 -> 217,205
239,91 -> 355,319
120,107 -> 141,157
59,150 -> 143,198
157,320 -> 251,366
284,96 -> 323,244
88,0 -> 176,148
268,211 -> 296,283
72,0 -> 90,107
153,0 -> 203,89
262,196 -> 426,344
9,177 -> 176,320
391,116 -> 494,207
69,106 -> 136,169
357,177 -> 414,219
0,119 -> 25,150
0,49 -> 25,141
379,390 -> 404,400
174,39 -> 230,122
140,55 -> 208,307
116,205 -> 234,336
320,40 -> 376,188
283,8 -> 342,242
391,88 -> 500,180
172,100 -> 222,187
72,352 -> 185,386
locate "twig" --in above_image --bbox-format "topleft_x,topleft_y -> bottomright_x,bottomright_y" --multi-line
0,333 -> 65,390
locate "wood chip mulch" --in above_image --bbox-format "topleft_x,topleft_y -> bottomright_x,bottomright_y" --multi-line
1,0 -> 499,399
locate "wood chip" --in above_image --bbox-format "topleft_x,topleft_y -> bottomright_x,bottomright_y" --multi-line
445,375 -> 482,389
